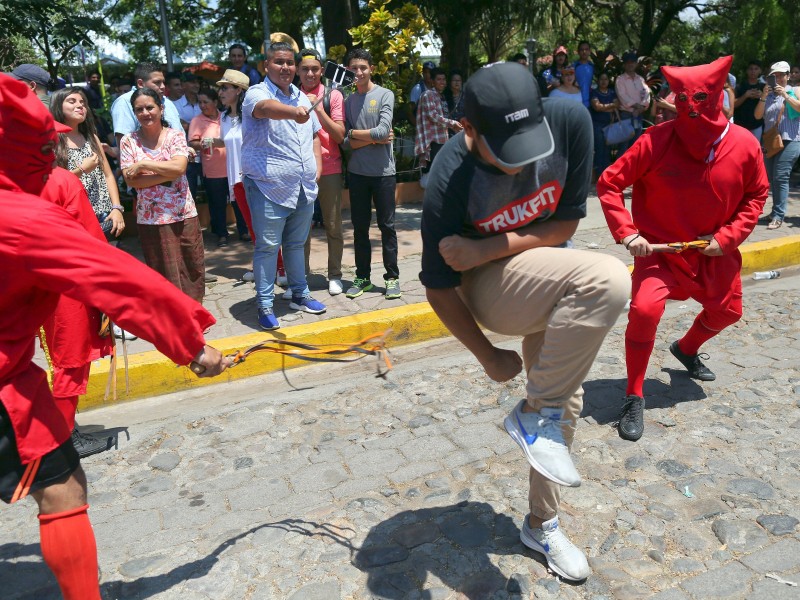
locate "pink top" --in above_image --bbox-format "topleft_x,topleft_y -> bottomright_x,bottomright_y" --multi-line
302,82 -> 343,176
119,128 -> 197,225
188,113 -> 228,178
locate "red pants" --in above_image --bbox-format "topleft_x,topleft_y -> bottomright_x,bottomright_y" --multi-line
627,253 -> 743,344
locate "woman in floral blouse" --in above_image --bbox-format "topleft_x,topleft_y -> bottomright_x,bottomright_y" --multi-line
120,88 -> 205,302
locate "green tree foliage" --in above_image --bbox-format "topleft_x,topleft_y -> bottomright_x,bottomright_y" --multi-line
728,0 -> 798,75
0,0 -> 111,76
0,34 -> 40,71
109,0 -> 213,63
348,0 -> 429,105
211,0 -> 318,60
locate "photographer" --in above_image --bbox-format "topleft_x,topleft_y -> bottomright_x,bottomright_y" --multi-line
754,60 -> 800,230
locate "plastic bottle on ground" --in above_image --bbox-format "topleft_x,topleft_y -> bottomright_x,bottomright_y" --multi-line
752,271 -> 780,280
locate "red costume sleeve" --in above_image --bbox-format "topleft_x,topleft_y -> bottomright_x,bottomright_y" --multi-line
16,197 -> 214,365
712,140 -> 769,253
597,132 -> 655,243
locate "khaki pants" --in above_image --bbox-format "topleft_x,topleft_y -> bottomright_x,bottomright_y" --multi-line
460,247 -> 630,520
304,173 -> 344,279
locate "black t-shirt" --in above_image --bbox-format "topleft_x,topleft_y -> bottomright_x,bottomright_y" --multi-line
420,97 -> 592,289
734,81 -> 765,130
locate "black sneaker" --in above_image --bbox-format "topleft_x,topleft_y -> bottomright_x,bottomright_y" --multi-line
669,341 -> 716,381
618,395 -> 645,441
71,428 -> 111,459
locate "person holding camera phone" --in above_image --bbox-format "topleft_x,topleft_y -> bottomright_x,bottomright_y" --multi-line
50,87 -> 125,241
754,60 -> 800,230
120,88 -> 206,302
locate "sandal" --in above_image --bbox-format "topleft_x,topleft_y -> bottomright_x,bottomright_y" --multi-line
767,218 -> 783,230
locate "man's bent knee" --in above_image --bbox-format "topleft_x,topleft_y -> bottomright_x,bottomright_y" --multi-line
33,467 -> 88,515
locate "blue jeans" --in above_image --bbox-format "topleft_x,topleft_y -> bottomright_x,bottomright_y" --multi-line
764,140 -> 800,220
186,161 -> 202,203
244,177 -> 314,310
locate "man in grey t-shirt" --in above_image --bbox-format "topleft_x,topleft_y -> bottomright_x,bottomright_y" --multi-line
342,48 -> 401,300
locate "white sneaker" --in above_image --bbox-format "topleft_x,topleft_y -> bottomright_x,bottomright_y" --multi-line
112,324 -> 138,341
503,400 -> 581,487
419,172 -> 429,189
242,271 -> 254,283
521,515 -> 590,581
276,274 -> 288,287
328,279 -> 343,295
282,288 -> 293,300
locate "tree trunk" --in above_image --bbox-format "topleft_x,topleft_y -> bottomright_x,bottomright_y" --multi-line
320,0 -> 353,53
439,22 -> 471,73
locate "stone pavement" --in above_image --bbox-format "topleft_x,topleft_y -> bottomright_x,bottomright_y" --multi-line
40,184 -> 798,366
3,270 -> 799,599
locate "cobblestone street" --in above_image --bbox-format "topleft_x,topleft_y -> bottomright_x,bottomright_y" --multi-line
2,272 -> 799,600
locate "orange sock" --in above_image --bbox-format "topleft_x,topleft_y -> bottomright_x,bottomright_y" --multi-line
38,504 -> 101,600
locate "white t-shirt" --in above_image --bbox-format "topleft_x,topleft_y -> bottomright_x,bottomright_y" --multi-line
221,112 -> 243,197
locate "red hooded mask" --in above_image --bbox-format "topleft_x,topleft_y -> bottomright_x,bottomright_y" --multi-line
0,73 -> 67,195
661,55 -> 732,162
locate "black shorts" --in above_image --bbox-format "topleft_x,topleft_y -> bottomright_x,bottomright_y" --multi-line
0,402 -> 79,504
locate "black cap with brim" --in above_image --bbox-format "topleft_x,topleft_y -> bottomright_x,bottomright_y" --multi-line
481,118 -> 555,169
465,62 -> 555,169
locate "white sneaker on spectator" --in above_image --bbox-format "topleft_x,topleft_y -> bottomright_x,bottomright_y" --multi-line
282,288 -> 293,300
520,515 -> 590,581
328,279 -> 343,295
112,325 -> 138,341
242,271 -> 254,282
276,275 -> 288,287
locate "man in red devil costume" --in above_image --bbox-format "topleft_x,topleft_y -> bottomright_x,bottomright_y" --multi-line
598,56 -> 768,442
0,73 -> 230,599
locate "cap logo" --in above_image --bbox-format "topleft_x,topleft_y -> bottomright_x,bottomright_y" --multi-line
504,108 -> 529,123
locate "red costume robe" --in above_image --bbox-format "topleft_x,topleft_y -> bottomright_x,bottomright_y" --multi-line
39,168 -> 112,420
0,194 -> 216,464
598,56 -> 768,395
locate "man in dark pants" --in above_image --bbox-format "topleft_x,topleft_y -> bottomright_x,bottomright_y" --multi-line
343,48 -> 401,300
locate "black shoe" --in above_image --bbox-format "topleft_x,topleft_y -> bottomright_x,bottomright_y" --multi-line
669,341 -> 716,381
217,236 -> 229,248
71,428 -> 111,459
617,395 -> 645,441
240,232 -> 252,242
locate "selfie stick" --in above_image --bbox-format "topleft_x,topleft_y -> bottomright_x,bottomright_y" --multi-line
308,62 -> 356,112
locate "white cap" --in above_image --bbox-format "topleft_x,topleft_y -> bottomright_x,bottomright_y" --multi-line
768,61 -> 791,76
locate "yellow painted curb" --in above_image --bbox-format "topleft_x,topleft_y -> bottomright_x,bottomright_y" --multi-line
740,235 -> 800,274
79,302 -> 450,411
78,234 -> 800,411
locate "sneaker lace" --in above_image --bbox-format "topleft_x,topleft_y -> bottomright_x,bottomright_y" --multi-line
542,525 -> 572,556
354,278 -> 368,287
537,412 -> 569,443
620,396 -> 643,422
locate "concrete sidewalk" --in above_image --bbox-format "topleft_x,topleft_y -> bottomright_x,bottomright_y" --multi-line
63,185 -> 800,410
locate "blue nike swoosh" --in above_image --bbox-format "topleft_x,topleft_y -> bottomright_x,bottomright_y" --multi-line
517,413 -> 538,445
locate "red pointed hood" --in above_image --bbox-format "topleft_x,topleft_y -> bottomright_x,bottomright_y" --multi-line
0,73 -> 61,195
661,55 -> 732,161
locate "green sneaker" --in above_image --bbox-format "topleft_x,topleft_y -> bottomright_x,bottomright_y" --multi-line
346,277 -> 374,298
385,278 -> 402,299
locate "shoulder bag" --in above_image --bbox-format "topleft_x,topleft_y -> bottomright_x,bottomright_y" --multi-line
603,110 -> 635,146
762,102 -> 785,159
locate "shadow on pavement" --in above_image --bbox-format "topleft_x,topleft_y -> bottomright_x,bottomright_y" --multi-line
582,375 -> 706,424
353,501 -> 541,599
99,518 -> 357,599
